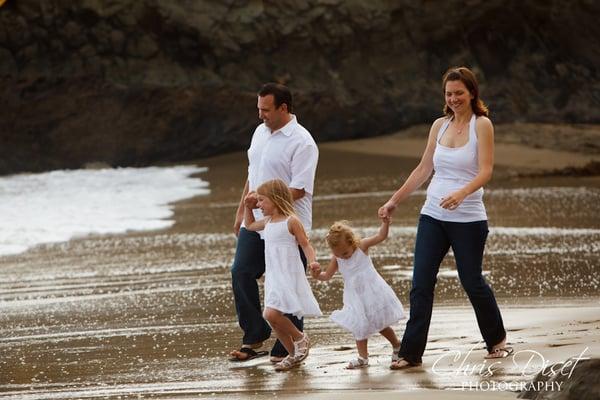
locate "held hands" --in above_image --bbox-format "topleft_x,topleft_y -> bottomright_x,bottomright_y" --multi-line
378,201 -> 396,219
244,191 -> 258,209
440,189 -> 467,210
309,261 -> 321,278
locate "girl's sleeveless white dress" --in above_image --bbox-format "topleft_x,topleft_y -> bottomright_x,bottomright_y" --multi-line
330,248 -> 405,340
263,217 -> 322,319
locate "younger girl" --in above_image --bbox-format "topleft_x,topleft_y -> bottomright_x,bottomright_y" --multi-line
244,179 -> 322,372
311,218 -> 404,369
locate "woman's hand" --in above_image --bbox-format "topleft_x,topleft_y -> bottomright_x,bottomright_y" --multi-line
440,189 -> 467,210
378,202 -> 396,219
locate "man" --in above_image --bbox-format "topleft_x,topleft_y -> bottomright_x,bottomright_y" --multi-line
229,83 -> 319,362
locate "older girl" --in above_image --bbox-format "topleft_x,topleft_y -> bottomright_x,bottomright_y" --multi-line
244,179 -> 322,371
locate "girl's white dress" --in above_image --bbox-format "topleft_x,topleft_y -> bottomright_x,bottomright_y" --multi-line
331,248 -> 405,340
263,217 -> 322,319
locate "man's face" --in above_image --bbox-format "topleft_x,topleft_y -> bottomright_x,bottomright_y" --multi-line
257,94 -> 287,131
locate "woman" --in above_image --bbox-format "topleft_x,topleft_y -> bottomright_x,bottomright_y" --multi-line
379,66 -> 511,369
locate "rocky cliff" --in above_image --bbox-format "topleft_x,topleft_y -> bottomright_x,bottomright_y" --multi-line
1,0 -> 599,174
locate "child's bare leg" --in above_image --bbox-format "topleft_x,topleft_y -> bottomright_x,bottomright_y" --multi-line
379,327 -> 400,348
346,339 -> 369,369
356,339 -> 369,359
264,308 -> 302,356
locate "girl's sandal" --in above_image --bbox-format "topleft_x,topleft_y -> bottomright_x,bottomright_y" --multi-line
346,356 -> 369,369
293,333 -> 310,362
274,355 -> 299,372
391,346 -> 401,363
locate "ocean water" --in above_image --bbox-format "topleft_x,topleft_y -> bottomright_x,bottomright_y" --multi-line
0,166 -> 209,256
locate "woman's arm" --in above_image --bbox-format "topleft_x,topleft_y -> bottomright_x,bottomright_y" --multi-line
359,216 -> 391,252
378,118 -> 444,217
310,256 -> 339,281
439,117 -> 494,209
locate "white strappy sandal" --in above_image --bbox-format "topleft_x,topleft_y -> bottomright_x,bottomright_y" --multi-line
346,356 -> 369,369
392,346 -> 401,362
274,355 -> 298,372
293,333 -> 310,362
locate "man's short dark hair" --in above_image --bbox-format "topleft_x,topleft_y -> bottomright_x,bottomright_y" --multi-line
258,83 -> 293,113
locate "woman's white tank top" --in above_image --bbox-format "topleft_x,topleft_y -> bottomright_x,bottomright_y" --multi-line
420,114 -> 487,222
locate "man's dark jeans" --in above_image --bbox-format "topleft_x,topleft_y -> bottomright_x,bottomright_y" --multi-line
231,227 -> 305,357
399,214 -> 506,364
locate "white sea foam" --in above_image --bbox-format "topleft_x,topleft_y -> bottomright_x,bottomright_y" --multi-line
0,166 -> 209,256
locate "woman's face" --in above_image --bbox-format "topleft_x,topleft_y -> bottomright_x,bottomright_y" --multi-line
445,80 -> 474,114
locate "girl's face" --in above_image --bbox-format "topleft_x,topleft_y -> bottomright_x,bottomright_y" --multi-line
332,241 -> 355,259
257,194 -> 277,216
445,80 -> 474,114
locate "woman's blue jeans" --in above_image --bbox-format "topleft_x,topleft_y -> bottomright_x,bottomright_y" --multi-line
399,214 -> 506,364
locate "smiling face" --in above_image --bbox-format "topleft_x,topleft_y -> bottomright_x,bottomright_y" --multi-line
257,194 -> 278,217
331,241 -> 356,260
444,79 -> 474,114
257,94 -> 288,132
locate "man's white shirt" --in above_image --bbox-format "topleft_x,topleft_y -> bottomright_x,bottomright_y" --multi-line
246,114 -> 318,233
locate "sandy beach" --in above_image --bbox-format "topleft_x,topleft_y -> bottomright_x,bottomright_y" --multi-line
0,124 -> 599,399
320,122 -> 600,171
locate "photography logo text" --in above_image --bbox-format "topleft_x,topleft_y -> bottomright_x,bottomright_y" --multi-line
431,342 -> 590,392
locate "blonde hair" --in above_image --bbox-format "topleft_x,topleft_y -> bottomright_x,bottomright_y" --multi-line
326,220 -> 360,249
256,179 -> 296,217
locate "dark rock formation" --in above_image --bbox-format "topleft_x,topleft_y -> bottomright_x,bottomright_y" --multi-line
518,358 -> 600,400
1,0 -> 599,174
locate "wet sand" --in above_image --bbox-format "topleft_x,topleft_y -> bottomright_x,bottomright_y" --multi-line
1,127 -> 599,399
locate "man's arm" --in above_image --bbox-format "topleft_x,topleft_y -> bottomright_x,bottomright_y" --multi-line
290,188 -> 305,200
234,180 -> 249,236
289,141 -> 318,201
